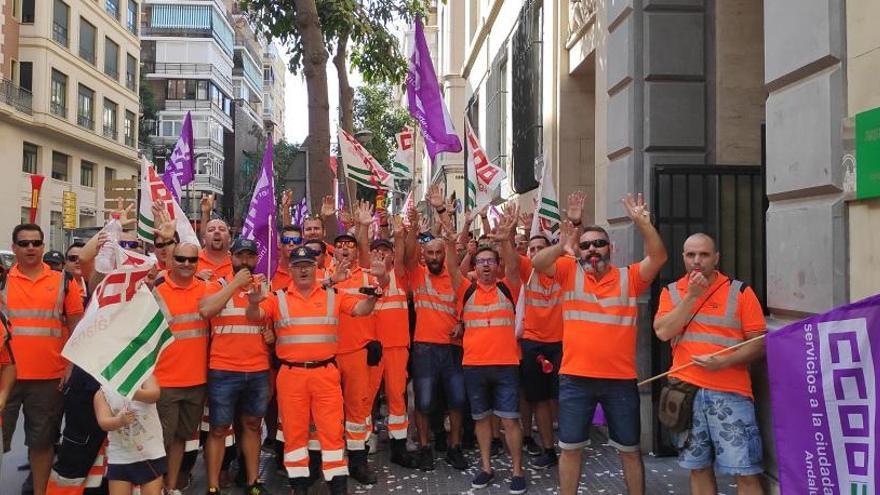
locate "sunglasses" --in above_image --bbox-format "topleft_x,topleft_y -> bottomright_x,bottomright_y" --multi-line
119,241 -> 141,249
579,239 -> 610,250
15,239 -> 43,248
417,233 -> 434,244
281,236 -> 303,245
154,239 -> 176,249
474,258 -> 498,267
173,255 -> 199,264
66,254 -> 79,262
334,240 -> 356,249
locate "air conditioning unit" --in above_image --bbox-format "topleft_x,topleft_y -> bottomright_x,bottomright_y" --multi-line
79,207 -> 96,216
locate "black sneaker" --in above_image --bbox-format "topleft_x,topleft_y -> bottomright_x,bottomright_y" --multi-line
509,475 -> 527,494
471,470 -> 495,489
206,488 -> 220,495
246,481 -> 270,495
490,438 -> 504,457
532,450 -> 558,469
417,446 -> 435,471
523,436 -> 542,456
444,446 -> 469,470
434,430 -> 448,452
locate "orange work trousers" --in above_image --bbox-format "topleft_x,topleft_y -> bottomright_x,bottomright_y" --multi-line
368,346 -> 410,440
276,364 -> 347,481
336,348 -> 377,451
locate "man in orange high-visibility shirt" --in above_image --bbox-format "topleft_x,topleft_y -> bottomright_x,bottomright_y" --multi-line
1,224 -> 84,495
199,238 -> 274,495
654,233 -> 766,495
152,242 -> 210,495
533,193 -> 668,495
271,225 -> 304,291
0,310 -> 17,473
246,246 -> 384,495
367,234 -> 419,470
197,219 -> 232,282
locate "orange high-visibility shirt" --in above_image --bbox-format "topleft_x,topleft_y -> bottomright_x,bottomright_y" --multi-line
457,279 -> 520,366
271,265 -> 292,292
656,272 -> 766,399
333,266 -> 376,354
153,276 -> 210,387
262,283 -> 358,362
1,263 -> 84,379
374,268 -> 410,348
520,256 -> 563,343
205,276 -> 270,372
408,264 -> 458,345
555,257 -> 650,379
197,249 -> 232,282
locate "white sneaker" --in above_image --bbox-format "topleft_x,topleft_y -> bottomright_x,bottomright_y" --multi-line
163,490 -> 183,495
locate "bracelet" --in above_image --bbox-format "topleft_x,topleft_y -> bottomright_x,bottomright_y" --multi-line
435,207 -> 447,214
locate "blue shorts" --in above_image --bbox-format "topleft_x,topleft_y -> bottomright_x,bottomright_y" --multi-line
558,375 -> 640,452
519,340 -> 562,402
463,365 -> 520,420
411,343 -> 467,413
675,388 -> 763,476
207,369 -> 270,426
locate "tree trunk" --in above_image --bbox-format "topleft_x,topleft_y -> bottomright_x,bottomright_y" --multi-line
292,0 -> 335,235
334,33 -> 355,133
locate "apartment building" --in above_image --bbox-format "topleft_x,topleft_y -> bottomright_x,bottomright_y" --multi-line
261,40 -> 284,142
0,0 -> 140,250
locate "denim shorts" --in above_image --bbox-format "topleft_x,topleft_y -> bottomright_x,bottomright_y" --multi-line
207,369 -> 270,426
519,340 -> 562,402
674,388 -> 764,476
463,365 -> 520,420
558,375 -> 640,452
411,343 -> 467,413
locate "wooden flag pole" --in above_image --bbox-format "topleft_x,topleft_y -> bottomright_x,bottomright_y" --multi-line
637,333 -> 767,387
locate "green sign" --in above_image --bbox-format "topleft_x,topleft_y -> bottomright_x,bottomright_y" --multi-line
855,107 -> 880,200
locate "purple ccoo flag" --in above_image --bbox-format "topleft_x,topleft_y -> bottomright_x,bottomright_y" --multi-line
292,197 -> 309,227
406,16 -> 462,162
240,138 -> 277,278
162,111 -> 195,202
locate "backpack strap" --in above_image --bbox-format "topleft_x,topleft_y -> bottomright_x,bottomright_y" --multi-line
496,281 -> 515,307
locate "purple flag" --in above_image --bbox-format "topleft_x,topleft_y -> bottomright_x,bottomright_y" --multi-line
241,139 -> 277,278
406,16 -> 462,162
767,294 -> 880,495
292,197 -> 308,227
162,112 -> 195,202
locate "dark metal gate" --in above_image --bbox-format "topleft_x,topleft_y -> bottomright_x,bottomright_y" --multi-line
649,164 -> 768,454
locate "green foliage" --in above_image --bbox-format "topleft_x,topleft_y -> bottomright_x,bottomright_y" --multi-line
138,71 -> 159,152
353,83 -> 414,167
236,138 -> 303,223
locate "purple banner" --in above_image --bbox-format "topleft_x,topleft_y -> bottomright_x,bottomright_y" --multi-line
406,16 -> 462,163
240,139 -> 277,278
162,111 -> 195,202
767,294 -> 879,495
292,197 -> 308,227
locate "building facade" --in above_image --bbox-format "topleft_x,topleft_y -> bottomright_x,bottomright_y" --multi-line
0,0 -> 140,250
428,0 -> 880,490
261,40 -> 284,142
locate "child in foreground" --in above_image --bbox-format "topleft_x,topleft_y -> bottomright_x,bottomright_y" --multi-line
94,375 -> 166,495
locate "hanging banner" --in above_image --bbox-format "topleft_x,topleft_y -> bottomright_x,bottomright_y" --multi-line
62,191 -> 77,229
29,175 -> 45,223
767,294 -> 879,495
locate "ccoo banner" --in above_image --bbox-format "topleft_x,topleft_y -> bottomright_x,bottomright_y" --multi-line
767,294 -> 879,495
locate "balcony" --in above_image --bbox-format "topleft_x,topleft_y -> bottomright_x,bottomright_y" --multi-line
53,23 -> 69,47
162,99 -> 233,130
0,79 -> 34,115
77,114 -> 95,129
103,125 -> 118,140
194,137 -> 224,154
125,134 -> 136,147
567,0 -> 597,48
143,62 -> 233,91
50,102 -> 67,117
193,174 -> 223,190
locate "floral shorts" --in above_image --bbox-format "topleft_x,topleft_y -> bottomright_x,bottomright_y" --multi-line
674,388 -> 764,476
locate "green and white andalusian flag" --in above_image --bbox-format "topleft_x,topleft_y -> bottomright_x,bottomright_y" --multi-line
138,157 -> 200,246
338,127 -> 395,190
62,246 -> 174,399
531,164 -> 561,240
391,126 -> 415,180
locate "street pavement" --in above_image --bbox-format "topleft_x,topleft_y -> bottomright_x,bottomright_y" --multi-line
1,418 -> 738,495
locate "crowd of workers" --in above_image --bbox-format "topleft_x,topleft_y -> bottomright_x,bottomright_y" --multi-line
0,185 -> 769,495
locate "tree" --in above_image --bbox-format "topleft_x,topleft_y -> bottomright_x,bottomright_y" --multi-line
353,83 -> 413,166
138,71 -> 159,154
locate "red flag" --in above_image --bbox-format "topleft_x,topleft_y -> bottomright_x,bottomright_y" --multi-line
29,175 -> 45,223
329,156 -> 338,178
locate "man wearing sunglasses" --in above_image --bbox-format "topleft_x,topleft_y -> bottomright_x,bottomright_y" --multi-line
271,225 -> 304,291
532,193 -> 667,495
152,232 -> 179,273
2,224 -> 85,495
197,219 -> 232,282
152,242 -> 210,495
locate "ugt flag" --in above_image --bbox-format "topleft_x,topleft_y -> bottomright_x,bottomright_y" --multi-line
138,157 -> 199,247
531,163 -> 560,240
465,118 -> 505,210
161,111 -> 195,202
62,246 -> 173,399
241,138 -> 278,277
392,126 -> 415,180
338,127 -> 394,190
767,294 -> 879,495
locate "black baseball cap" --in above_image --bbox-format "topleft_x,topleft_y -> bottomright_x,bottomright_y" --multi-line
289,246 -> 317,265
231,238 -> 259,254
333,233 -> 357,245
370,239 -> 394,251
43,250 -> 64,265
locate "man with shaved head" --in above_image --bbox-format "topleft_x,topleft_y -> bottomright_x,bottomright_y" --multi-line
197,219 -> 232,282
653,233 -> 767,495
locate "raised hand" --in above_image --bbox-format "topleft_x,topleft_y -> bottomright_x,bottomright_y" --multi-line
622,192 -> 651,226
111,197 -> 137,227
391,215 -> 405,239
281,189 -> 293,210
426,184 -> 445,210
200,193 -> 215,214
558,220 -> 578,256
151,200 -> 176,240
247,278 -> 267,304
355,200 -> 374,226
338,210 -> 353,230
368,251 -> 387,280
520,212 -> 534,229
320,195 -> 336,217
406,207 -> 419,227
566,190 -> 586,223
686,270 -> 710,299
331,260 -> 352,284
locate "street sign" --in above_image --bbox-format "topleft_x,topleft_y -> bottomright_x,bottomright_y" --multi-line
855,106 -> 880,200
62,191 -> 77,229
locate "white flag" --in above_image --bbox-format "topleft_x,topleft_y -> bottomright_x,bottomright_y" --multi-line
62,246 -> 174,399
338,127 -> 395,190
465,118 -> 505,210
138,157 -> 200,247
531,164 -> 561,240
392,126 -> 415,180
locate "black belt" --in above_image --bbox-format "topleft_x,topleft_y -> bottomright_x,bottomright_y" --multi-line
280,358 -> 336,369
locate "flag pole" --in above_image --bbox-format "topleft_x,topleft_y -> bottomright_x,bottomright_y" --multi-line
636,334 -> 767,387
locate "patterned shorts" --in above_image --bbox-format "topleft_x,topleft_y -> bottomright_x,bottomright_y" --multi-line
674,388 -> 764,476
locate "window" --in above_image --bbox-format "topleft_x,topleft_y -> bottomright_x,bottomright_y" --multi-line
21,0 -> 34,23
124,110 -> 135,147
106,0 -> 120,20
79,19 -> 96,64
50,69 -> 67,117
104,38 -> 119,79
126,54 -> 137,91
20,62 -> 33,91
80,161 -> 95,187
22,142 -> 38,174
127,0 -> 137,34
77,84 -> 95,129
105,166 -> 116,185
510,0 -> 543,193
53,0 -> 69,46
50,211 -> 63,251
197,80 -> 208,100
21,207 -> 31,224
103,99 -> 118,139
166,79 -> 185,99
52,151 -> 69,181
